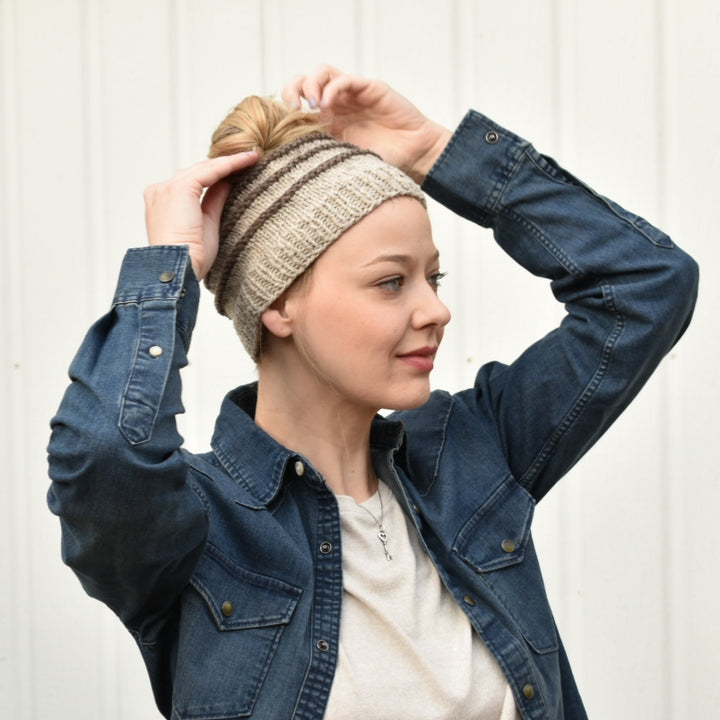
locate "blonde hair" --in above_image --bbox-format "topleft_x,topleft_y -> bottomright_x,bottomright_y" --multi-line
209,95 -> 324,159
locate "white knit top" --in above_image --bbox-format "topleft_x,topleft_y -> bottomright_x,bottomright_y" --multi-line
325,481 -> 521,720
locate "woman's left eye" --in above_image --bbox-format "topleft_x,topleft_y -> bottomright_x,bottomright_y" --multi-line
378,276 -> 405,291
377,272 -> 446,292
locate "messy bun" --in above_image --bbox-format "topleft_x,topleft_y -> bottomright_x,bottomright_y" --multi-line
208,95 -> 324,159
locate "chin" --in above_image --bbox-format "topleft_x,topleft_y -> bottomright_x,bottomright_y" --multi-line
381,387 -> 432,412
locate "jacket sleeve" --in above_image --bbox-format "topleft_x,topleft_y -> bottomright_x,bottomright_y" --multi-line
422,111 -> 699,501
47,245 -> 208,641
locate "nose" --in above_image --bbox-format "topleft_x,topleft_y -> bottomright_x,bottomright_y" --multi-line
412,284 -> 452,330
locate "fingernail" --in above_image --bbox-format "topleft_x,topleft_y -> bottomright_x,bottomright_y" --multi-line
308,97 -> 317,109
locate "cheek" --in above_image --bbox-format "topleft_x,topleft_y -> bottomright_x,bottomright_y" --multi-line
304,299 -> 400,363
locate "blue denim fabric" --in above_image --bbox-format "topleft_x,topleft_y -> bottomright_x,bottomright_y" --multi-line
47,111 -> 698,720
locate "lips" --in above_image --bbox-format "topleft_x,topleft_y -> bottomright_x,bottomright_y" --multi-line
397,346 -> 437,372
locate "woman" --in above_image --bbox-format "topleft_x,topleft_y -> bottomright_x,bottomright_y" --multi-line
48,65 -> 698,719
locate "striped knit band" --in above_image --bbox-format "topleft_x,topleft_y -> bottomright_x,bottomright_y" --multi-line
204,133 -> 426,360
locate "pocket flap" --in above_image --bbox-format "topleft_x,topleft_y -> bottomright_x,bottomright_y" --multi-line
453,477 -> 534,572
190,544 -> 302,631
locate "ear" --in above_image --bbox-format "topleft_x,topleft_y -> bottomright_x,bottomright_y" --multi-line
260,293 -> 294,339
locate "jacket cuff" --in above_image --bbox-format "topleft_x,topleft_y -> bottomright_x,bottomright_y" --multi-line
422,110 -> 531,227
113,245 -> 200,343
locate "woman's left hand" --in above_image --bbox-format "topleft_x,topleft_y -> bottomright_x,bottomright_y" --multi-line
282,64 -> 451,184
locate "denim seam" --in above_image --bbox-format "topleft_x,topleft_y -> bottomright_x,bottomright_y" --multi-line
212,437 -> 285,507
481,572 -> 559,655
118,302 -> 175,446
484,141 -> 527,225
424,111 -> 527,228
520,300 -> 626,487
459,585 -> 550,718
187,475 -> 211,515
292,490 -> 343,720
453,479 -> 533,573
502,203 -> 583,278
457,139 -> 526,228
494,202 -> 626,487
427,394 -> 454,492
526,150 -> 675,249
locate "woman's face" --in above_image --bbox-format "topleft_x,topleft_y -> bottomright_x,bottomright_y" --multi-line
283,196 -> 451,413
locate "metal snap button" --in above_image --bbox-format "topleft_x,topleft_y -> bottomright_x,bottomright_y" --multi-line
485,130 -> 500,144
463,595 -> 476,607
316,639 -> 330,652
523,684 -> 535,699
501,539 -> 516,553
221,601 -> 234,617
148,345 -> 163,358
159,271 -> 176,283
294,460 -> 305,476
319,541 -> 333,554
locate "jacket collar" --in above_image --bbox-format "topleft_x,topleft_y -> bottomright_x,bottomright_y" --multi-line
210,383 -> 407,508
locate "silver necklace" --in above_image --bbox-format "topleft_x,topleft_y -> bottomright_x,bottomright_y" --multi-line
357,486 -> 392,561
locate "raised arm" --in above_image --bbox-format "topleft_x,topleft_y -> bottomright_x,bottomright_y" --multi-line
423,111 -> 699,500
47,151 -> 257,637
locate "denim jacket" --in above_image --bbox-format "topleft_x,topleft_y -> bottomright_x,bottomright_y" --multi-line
47,111 -> 698,720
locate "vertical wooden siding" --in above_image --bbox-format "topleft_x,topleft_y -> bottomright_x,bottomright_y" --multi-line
1,1 -> 718,718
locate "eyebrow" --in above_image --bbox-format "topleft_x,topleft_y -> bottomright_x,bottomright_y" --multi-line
361,250 -> 441,267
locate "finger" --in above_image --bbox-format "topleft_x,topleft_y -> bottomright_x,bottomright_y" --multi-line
319,73 -> 372,109
175,151 -> 259,192
299,63 -> 342,108
143,183 -> 159,208
281,74 -> 307,109
301,65 -> 333,107
201,180 -> 233,227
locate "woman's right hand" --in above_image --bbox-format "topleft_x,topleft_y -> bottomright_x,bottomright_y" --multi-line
144,151 -> 258,280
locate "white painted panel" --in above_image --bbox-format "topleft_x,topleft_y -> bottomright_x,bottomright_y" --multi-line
659,0 -> 720,716
3,1 -> 717,718
1,2 -> 119,719
1,2 -> 26,715
546,3 -> 671,717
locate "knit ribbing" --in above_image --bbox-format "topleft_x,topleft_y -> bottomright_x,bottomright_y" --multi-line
204,133 -> 426,359
213,143 -> 378,315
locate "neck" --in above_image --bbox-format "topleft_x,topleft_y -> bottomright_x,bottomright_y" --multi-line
254,358 -> 378,502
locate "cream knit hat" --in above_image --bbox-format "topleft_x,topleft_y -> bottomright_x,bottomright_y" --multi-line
205,132 -> 426,360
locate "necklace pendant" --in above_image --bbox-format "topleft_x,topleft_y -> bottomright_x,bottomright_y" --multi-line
377,528 -> 392,561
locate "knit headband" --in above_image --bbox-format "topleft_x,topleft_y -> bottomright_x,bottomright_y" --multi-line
204,132 -> 427,360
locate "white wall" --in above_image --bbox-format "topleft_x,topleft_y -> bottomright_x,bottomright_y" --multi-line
2,1 -> 718,718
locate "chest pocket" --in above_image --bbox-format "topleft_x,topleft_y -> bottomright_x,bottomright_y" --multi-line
173,544 -> 302,719
453,478 -> 559,654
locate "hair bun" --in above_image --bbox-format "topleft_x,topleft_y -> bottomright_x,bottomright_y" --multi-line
209,96 -> 323,159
